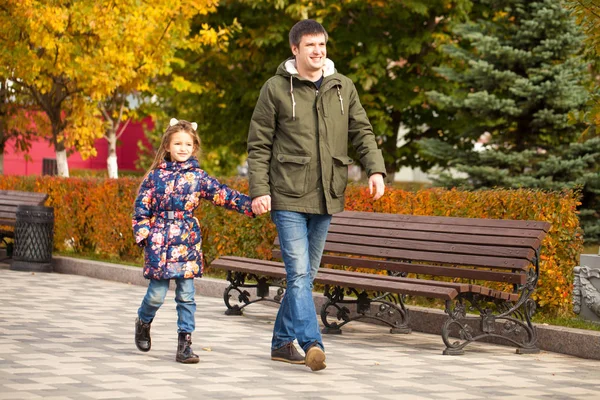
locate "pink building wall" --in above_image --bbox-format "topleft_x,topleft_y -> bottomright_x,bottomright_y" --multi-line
4,119 -> 153,176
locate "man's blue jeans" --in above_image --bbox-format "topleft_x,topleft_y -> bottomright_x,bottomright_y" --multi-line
138,278 -> 196,333
270,210 -> 332,353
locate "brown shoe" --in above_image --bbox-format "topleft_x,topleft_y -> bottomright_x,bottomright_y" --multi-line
305,345 -> 326,371
271,342 -> 305,364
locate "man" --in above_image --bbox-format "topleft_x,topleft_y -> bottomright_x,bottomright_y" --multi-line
247,19 -> 386,372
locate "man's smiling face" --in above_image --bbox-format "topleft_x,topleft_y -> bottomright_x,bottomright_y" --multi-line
292,33 -> 327,76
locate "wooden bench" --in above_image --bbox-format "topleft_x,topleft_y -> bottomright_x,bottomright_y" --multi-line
0,190 -> 49,258
211,210 -> 550,355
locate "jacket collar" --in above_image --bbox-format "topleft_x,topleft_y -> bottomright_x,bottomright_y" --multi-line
158,157 -> 200,171
283,58 -> 336,78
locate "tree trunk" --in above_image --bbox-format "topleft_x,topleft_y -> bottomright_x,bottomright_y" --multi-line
0,152 -> 4,175
100,97 -> 128,179
50,107 -> 69,177
107,133 -> 118,178
56,146 -> 69,178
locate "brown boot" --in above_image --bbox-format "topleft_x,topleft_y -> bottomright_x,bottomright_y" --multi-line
271,342 -> 305,364
305,344 -> 326,371
176,332 -> 199,364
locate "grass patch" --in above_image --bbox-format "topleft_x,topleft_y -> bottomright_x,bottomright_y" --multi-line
205,268 -> 229,280
55,251 -> 142,267
583,243 -> 599,254
532,315 -> 600,331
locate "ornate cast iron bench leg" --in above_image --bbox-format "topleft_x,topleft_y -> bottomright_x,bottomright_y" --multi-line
442,292 -> 539,355
320,284 -> 411,334
223,270 -> 285,315
442,256 -> 541,355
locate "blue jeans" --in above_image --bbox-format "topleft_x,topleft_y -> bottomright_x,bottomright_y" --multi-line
270,210 -> 332,352
138,278 -> 196,333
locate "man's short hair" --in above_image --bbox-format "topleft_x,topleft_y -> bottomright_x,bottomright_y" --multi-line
289,19 -> 328,48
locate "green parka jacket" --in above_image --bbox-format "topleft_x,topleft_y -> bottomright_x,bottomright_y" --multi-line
247,57 -> 386,214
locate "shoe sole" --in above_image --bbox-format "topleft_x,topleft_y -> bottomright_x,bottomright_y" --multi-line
271,356 -> 305,365
176,357 -> 200,364
305,347 -> 326,371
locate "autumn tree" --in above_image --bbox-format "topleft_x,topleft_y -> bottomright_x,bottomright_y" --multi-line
149,0 -> 470,177
0,0 -> 225,177
564,0 -> 600,139
565,1 -> 600,56
98,4 -> 232,178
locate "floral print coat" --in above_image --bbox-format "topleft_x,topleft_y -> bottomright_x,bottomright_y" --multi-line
132,157 -> 253,280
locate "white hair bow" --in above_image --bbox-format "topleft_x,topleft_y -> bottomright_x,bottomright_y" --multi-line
169,118 -> 197,131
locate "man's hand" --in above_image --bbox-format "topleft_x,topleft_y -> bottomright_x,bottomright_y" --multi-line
368,173 -> 385,201
252,195 -> 272,215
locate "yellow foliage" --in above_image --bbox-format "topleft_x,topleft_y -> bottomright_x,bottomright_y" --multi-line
0,0 -> 228,171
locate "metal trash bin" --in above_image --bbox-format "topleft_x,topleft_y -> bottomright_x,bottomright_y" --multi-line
10,205 -> 55,273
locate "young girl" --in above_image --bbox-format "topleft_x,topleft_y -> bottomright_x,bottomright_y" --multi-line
132,118 -> 254,363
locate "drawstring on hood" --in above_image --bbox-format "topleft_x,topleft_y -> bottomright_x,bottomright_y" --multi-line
282,58 -> 343,119
337,86 -> 344,115
290,75 -> 297,121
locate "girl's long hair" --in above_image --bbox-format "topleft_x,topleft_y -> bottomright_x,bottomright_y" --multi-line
146,120 -> 202,176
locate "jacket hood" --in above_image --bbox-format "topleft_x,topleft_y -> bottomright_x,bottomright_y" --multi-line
276,57 -> 336,78
276,57 -> 341,121
158,156 -> 200,171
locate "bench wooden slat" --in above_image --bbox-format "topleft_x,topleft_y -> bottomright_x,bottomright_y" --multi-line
317,267 -> 520,302
0,212 -> 17,222
323,241 -> 530,269
317,266 -> 472,291
324,232 -> 535,259
327,224 -> 541,249
322,254 -> 527,285
332,217 -> 547,241
217,256 -> 519,302
270,251 -> 528,285
219,255 -> 283,267
0,190 -> 48,201
274,251 -> 529,287
219,255 -> 471,292
313,242 -> 531,270
0,199 -> 47,207
320,253 -> 528,285
316,272 -> 458,300
214,257 -> 459,300
212,257 -> 288,279
337,211 -> 551,232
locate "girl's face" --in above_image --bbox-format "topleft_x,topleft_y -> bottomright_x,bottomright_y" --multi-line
167,131 -> 196,162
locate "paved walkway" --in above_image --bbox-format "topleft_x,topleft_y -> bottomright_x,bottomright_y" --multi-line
2,270 -> 600,400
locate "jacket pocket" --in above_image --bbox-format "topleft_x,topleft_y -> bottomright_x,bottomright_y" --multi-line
331,155 -> 353,197
270,153 -> 311,197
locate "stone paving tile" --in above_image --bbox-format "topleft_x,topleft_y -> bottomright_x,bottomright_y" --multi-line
2,270 -> 600,399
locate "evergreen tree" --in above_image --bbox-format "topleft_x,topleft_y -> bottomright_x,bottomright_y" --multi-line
420,0 -> 599,241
